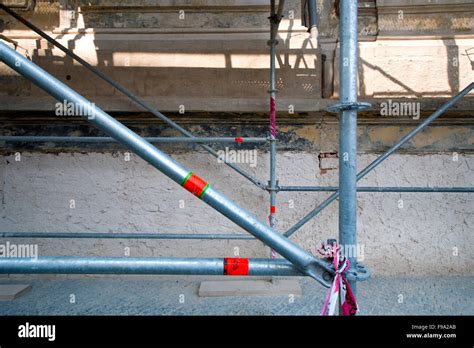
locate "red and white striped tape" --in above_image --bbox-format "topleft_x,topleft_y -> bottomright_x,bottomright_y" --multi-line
319,241 -> 358,316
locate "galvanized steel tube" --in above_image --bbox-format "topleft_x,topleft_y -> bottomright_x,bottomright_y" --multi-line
0,232 -> 255,240
0,136 -> 268,144
307,0 -> 318,37
277,186 -> 474,193
338,0 -> 359,296
0,257 -> 303,276
268,0 -> 279,258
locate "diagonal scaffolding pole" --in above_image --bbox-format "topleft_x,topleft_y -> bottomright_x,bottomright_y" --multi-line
0,4 -> 266,189
284,81 -> 474,238
0,41 -> 333,287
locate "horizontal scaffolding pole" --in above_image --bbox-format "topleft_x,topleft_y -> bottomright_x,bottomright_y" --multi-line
284,82 -> 474,237
0,4 -> 267,190
0,41 -> 334,287
277,186 -> 474,193
0,257 -> 304,276
0,232 -> 254,240
0,136 -> 268,144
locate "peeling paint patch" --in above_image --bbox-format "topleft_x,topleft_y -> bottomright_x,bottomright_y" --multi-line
367,127 -> 405,146
411,127 -> 470,149
293,125 -> 321,144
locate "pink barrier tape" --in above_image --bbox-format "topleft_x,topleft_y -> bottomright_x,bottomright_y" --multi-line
270,249 -> 278,259
270,97 -> 276,138
319,241 -> 359,316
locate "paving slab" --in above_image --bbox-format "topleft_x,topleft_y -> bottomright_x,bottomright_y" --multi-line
0,284 -> 32,301
199,279 -> 302,297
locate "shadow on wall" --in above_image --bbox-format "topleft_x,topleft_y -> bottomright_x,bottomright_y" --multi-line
357,44 -> 464,98
463,47 -> 474,71
442,38 -> 460,94
358,57 -> 423,98
0,1 -> 322,102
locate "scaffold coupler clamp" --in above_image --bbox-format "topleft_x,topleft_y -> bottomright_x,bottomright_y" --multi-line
327,101 -> 372,114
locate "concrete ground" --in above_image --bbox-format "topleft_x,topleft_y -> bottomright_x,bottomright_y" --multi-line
0,276 -> 472,315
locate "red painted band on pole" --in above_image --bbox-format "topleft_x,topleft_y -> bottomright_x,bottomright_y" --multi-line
182,172 -> 209,198
223,258 -> 249,276
270,205 -> 276,214
235,137 -> 244,143
270,97 -> 276,137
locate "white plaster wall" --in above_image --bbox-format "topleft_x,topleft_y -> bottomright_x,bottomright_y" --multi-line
0,151 -> 472,277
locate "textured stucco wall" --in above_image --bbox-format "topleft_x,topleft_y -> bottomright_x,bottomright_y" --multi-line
0,150 -> 472,277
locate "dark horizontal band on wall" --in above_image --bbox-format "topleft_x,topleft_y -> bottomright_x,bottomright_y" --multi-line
0,96 -> 473,122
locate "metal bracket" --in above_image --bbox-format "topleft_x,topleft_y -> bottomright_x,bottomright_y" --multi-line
321,239 -> 370,282
267,135 -> 277,142
327,101 -> 371,113
268,14 -> 283,25
267,180 -> 279,191
266,39 -> 279,46
345,263 -> 371,282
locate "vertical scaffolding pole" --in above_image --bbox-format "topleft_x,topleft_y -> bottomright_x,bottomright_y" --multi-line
338,0 -> 359,297
268,0 -> 279,258
307,0 -> 318,38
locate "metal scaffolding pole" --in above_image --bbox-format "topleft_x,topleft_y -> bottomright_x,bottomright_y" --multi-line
0,257 -> 304,276
268,0 -> 283,258
0,232 -> 255,240
0,4 -> 266,190
284,82 -> 474,238
306,0 -> 318,38
337,0 -> 359,297
277,186 -> 474,193
0,136 -> 268,144
0,41 -> 333,287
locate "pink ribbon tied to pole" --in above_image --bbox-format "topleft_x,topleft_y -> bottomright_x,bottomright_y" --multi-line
319,241 -> 359,316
